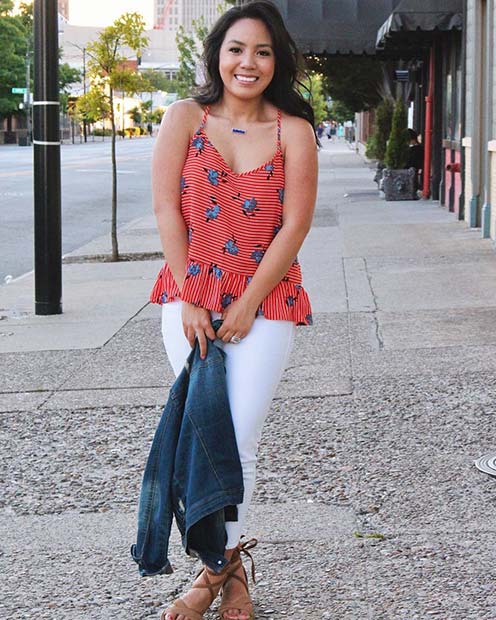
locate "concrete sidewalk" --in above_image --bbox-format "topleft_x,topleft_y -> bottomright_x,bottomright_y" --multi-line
1,139 -> 496,619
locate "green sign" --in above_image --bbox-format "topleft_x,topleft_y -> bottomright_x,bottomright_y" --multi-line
12,87 -> 27,94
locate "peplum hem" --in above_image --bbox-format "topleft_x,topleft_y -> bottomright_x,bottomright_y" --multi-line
150,260 -> 313,326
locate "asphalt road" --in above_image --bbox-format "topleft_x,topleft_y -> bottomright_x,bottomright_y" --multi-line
0,137 -> 154,282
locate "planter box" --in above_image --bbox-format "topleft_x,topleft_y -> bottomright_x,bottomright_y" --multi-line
374,163 -> 386,188
383,167 -> 418,201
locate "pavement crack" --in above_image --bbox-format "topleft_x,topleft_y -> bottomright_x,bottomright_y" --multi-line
363,257 -> 384,350
341,257 -> 356,395
102,301 -> 151,348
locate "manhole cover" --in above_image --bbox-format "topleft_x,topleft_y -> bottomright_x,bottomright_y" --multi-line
474,453 -> 496,477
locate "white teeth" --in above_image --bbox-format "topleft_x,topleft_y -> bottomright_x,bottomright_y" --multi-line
235,75 -> 258,82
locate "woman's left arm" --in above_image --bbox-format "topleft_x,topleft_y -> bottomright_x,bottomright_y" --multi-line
217,116 -> 318,342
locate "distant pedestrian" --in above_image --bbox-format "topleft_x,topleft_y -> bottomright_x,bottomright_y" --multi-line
147,122 -> 153,136
139,2 -> 317,620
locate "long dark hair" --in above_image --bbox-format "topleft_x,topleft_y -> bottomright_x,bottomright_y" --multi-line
194,0 -> 316,132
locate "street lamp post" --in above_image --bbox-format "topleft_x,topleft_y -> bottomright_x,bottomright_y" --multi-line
33,0 -> 62,315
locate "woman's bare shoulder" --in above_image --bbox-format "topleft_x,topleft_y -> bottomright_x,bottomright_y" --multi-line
280,112 -> 317,151
162,98 -> 205,134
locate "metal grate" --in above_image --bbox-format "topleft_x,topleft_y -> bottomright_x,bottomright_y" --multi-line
474,453 -> 496,477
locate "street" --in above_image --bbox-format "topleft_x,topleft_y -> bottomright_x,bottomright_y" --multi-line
0,138 -> 154,282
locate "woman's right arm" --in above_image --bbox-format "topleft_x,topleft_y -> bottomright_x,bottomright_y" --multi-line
152,100 -> 193,291
152,101 -> 215,356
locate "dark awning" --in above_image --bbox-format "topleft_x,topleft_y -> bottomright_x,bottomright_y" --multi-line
376,0 -> 463,50
240,0 -> 403,55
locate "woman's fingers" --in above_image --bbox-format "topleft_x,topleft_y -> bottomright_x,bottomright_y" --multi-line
196,330 -> 208,359
205,323 -> 217,342
185,325 -> 195,348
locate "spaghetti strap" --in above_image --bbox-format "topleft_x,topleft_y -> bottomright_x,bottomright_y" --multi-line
199,105 -> 210,131
276,109 -> 282,149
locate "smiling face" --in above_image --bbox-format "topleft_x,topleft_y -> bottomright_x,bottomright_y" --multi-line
218,18 -> 276,100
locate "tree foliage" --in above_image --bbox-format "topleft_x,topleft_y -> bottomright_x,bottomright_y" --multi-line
307,55 -> 383,113
75,87 -> 110,124
84,12 -> 149,260
385,98 -> 410,170
299,72 -> 327,124
140,68 -> 178,94
0,0 -> 28,117
59,62 -> 82,112
175,18 -> 208,99
329,100 -> 355,124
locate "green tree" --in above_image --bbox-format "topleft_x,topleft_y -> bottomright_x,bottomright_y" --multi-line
75,87 -> 110,125
299,72 -> 327,124
151,107 -> 165,124
174,2 -> 232,99
59,62 -> 82,113
141,68 -> 178,94
307,55 -> 383,113
0,0 -> 29,121
329,100 -> 355,124
385,98 -> 409,170
128,104 -> 142,125
175,19 -> 208,99
85,12 -> 148,260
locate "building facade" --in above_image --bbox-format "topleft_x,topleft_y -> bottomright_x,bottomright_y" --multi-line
154,0 -> 225,31
58,0 -> 69,20
463,0 -> 496,240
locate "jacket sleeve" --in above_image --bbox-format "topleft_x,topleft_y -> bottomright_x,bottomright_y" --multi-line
131,371 -> 188,576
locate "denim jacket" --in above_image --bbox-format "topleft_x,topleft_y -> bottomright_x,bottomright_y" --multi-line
130,323 -> 244,576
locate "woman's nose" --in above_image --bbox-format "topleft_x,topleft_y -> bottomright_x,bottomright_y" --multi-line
239,53 -> 256,68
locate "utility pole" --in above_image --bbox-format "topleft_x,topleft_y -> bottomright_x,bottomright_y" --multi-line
33,0 -> 62,315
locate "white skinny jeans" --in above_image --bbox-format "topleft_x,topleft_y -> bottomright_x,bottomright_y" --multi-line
161,300 -> 295,549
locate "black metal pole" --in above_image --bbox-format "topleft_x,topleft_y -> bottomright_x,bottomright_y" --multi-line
83,47 -> 88,143
33,0 -> 62,315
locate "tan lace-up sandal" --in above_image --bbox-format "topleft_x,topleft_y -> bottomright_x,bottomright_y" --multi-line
161,563 -> 231,620
218,537 -> 258,620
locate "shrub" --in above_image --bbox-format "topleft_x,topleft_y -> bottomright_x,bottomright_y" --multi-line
374,99 -> 394,163
365,135 -> 378,160
92,128 -> 113,137
385,99 -> 410,170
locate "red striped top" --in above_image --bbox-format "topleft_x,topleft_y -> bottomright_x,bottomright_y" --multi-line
150,105 -> 312,325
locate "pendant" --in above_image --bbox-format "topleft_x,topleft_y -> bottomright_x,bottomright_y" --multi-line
232,128 -> 247,134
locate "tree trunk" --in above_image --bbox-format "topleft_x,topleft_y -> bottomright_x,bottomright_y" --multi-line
109,88 -> 119,261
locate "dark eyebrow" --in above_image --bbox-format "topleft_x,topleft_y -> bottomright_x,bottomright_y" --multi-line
227,39 -> 273,48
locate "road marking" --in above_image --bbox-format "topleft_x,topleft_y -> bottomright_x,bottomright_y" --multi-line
0,153 -> 150,177
73,169 -> 107,173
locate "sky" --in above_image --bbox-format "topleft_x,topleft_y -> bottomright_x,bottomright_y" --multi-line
69,0 -> 154,28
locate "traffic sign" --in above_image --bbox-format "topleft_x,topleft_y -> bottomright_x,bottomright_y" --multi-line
12,87 -> 27,94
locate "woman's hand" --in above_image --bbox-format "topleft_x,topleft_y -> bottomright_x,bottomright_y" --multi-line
181,302 -> 216,359
217,297 -> 258,344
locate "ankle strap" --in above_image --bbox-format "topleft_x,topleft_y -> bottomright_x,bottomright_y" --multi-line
237,537 -> 258,583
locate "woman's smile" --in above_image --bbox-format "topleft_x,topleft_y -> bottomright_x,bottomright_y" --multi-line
235,75 -> 259,83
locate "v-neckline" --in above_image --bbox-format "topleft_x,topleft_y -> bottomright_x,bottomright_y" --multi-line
198,127 -> 281,177
197,128 -> 281,177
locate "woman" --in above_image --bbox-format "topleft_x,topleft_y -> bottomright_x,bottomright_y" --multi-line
150,2 -> 317,619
